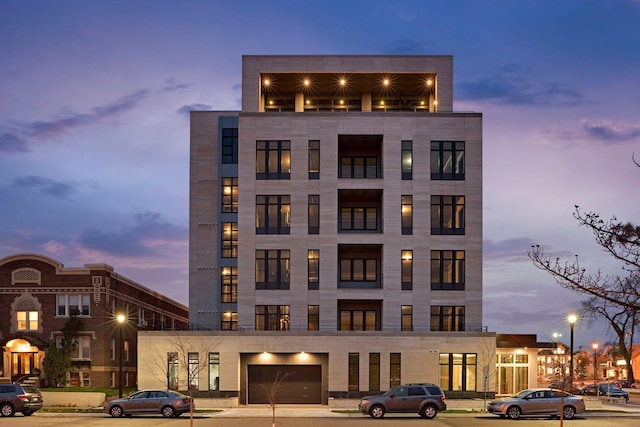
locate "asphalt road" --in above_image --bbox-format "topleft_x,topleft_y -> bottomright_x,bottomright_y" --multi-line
6,413 -> 640,427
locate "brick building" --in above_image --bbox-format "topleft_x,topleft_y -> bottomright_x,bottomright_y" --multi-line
0,253 -> 188,388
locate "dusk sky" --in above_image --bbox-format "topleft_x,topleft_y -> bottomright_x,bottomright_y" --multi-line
2,0 -> 639,349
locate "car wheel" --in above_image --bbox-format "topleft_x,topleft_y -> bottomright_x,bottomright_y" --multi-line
162,406 -> 175,417
0,403 -> 15,417
369,404 -> 385,419
563,405 -> 576,420
506,406 -> 521,420
421,404 -> 438,419
109,405 -> 124,417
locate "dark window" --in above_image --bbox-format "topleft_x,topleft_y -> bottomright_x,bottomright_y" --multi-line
308,249 -> 319,290
308,140 -> 320,179
340,259 -> 377,282
308,195 -> 319,234
256,140 -> 290,179
255,250 -> 290,290
256,195 -> 290,234
401,250 -> 413,290
431,141 -> 465,180
439,353 -> 476,391
255,305 -> 290,331
401,196 -> 413,235
431,306 -> 465,331
221,267 -> 237,303
349,353 -> 359,391
390,353 -> 401,387
340,207 -> 378,231
340,310 -> 378,331
221,312 -> 237,331
401,305 -> 413,331
431,250 -> 465,290
308,305 -> 319,331
221,177 -> 238,213
340,157 -> 380,178
431,195 -> 465,235
401,140 -> 412,180
222,128 -> 238,164
221,222 -> 238,257
369,353 -> 380,391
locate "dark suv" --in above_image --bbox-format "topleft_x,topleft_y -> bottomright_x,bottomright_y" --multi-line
359,383 -> 447,419
0,383 -> 44,417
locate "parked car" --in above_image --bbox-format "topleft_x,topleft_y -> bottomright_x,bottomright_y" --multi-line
487,388 -> 585,420
613,380 -> 633,389
0,383 -> 44,417
580,383 -> 629,400
358,383 -> 447,419
631,381 -> 640,389
550,380 -> 581,394
104,389 -> 193,417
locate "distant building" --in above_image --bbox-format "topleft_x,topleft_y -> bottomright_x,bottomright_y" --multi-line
138,54 -> 495,403
0,253 -> 188,388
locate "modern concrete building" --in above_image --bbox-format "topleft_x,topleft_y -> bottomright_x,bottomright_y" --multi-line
0,253 -> 188,388
138,55 -> 496,403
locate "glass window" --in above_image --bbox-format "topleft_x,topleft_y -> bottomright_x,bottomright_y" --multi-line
255,305 -> 290,331
309,140 -> 320,179
221,177 -> 238,213
401,140 -> 412,180
221,312 -> 237,331
390,353 -> 401,387
339,157 -> 380,178
401,196 -> 412,235
209,353 -> 220,391
349,353 -> 359,391
401,250 -> 413,290
431,141 -> 465,180
431,195 -> 465,235
255,250 -> 290,290
308,305 -> 319,331
308,195 -> 319,234
340,207 -> 378,231
401,305 -> 413,331
369,353 -> 380,391
256,140 -> 291,179
256,196 -> 290,234
221,267 -> 237,303
339,310 -> 378,331
16,310 -> 38,331
431,306 -> 465,331
221,222 -> 238,257
308,250 -> 319,290
188,352 -> 199,389
56,294 -> 91,316
439,353 -> 477,391
431,250 -> 465,290
222,127 -> 238,164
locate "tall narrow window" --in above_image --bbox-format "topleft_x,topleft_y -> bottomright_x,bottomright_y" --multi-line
221,267 -> 237,303
308,140 -> 320,179
401,140 -> 412,180
308,195 -> 319,234
369,353 -> 380,391
188,352 -> 199,389
401,305 -> 413,331
222,127 -> 238,164
431,195 -> 465,235
255,250 -> 290,290
256,196 -> 290,234
431,250 -> 465,290
308,305 -> 319,331
401,196 -> 413,235
256,140 -> 291,179
349,353 -> 359,391
221,222 -> 238,257
431,141 -> 465,180
401,250 -> 413,290
209,352 -> 220,391
431,306 -> 465,331
221,177 -> 238,213
390,353 -> 401,387
308,249 -> 319,290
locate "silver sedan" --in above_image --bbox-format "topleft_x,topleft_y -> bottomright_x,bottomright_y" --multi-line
488,388 -> 585,420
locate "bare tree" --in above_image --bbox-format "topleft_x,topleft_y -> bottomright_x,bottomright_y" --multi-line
478,338 -> 497,411
260,370 -> 293,427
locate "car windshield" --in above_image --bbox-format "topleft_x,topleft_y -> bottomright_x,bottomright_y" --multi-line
511,390 -> 533,398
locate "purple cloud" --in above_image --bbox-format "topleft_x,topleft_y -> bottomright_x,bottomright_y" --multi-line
581,119 -> 640,142
0,133 -> 30,153
12,176 -> 78,199
177,103 -> 212,117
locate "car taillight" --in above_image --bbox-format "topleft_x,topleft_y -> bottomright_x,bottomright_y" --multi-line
17,394 -> 29,402
440,396 -> 446,403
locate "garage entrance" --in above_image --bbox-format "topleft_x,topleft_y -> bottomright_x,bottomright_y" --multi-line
247,364 -> 322,404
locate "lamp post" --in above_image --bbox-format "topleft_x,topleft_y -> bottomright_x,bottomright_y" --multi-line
592,342 -> 599,394
568,314 -> 577,386
116,313 -> 126,398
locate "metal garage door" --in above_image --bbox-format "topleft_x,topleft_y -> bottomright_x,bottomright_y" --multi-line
247,364 -> 322,404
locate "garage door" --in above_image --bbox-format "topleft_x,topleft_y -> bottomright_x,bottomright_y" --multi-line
247,364 -> 322,404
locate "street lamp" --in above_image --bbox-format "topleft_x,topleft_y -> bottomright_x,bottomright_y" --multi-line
592,342 -> 599,388
568,314 -> 577,386
116,313 -> 126,398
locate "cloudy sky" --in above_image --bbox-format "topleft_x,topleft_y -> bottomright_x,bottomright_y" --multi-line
1,0 -> 639,349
